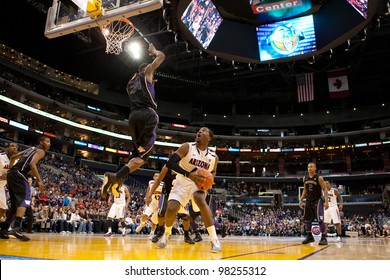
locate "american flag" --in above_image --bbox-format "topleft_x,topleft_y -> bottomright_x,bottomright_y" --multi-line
296,73 -> 314,103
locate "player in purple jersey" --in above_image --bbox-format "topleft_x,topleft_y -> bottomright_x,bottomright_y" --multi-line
0,136 -> 50,241
101,43 -> 165,198
299,162 -> 329,245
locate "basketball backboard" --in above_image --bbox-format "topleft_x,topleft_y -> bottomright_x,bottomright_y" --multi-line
44,0 -> 163,38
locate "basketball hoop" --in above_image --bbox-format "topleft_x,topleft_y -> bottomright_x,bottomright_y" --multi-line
99,18 -> 135,55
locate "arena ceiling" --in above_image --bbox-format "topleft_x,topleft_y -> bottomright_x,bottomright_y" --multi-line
2,0 -> 390,115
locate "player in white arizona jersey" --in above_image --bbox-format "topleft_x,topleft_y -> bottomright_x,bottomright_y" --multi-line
105,184 -> 130,237
157,127 -> 222,253
136,173 -> 164,239
0,143 -> 18,227
1,138 -> 50,241
324,180 -> 343,242
0,151 -> 10,223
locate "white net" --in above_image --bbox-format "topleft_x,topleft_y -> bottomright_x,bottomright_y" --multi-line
100,18 -> 134,55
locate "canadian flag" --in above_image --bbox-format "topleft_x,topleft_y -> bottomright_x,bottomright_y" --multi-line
327,68 -> 349,98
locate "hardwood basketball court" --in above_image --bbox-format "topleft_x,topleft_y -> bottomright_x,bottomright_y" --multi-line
0,233 -> 389,260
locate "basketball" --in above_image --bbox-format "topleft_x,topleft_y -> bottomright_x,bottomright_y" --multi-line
196,169 -> 214,191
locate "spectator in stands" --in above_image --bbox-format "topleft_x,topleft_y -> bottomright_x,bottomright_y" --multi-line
39,190 -> 49,206
85,210 -> 94,234
76,198 -> 86,209
56,207 -> 67,233
69,194 -> 77,210
70,209 -> 81,233
63,193 -> 70,208
36,205 -> 50,232
49,191 -> 58,208
48,206 -> 58,232
65,209 -> 73,233
382,224 -> 389,237
365,223 -> 375,237
124,212 -> 136,234
55,190 -> 64,208
78,208 -> 93,234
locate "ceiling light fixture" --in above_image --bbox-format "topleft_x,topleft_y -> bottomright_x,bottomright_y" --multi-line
214,56 -> 220,66
344,39 -> 351,52
185,42 -> 191,53
360,28 -> 367,41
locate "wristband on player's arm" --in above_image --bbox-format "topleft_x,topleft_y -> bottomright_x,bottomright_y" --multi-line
166,153 -> 190,178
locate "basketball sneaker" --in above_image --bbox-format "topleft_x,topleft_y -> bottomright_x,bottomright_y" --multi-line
8,228 -> 30,241
151,227 -> 165,243
111,182 -> 123,198
336,236 -> 341,242
104,232 -> 112,237
301,234 -> 315,244
194,232 -> 203,242
210,238 -> 222,253
0,229 -> 9,239
184,235 -> 195,244
157,232 -> 170,248
101,172 -> 121,198
318,236 -> 328,245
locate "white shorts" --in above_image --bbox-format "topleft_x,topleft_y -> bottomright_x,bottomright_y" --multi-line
143,194 -> 160,217
168,179 -> 206,209
324,205 -> 341,224
107,203 -> 126,219
0,181 -> 8,210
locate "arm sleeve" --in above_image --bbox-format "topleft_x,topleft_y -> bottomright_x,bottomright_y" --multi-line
166,153 -> 190,178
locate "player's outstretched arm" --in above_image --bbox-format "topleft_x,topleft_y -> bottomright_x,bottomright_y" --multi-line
144,43 -> 165,83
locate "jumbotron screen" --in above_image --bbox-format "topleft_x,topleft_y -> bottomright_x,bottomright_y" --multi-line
181,0 -> 224,49
257,14 -> 317,61
346,0 -> 368,19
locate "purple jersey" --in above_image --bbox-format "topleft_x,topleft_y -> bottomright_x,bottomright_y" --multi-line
126,72 -> 157,111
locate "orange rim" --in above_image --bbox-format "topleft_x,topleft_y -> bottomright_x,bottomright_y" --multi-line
99,18 -> 135,37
